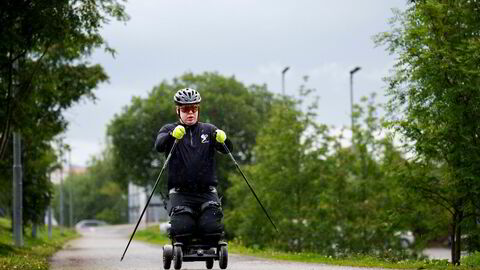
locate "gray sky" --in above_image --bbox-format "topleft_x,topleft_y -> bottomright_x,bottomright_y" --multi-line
64,0 -> 407,166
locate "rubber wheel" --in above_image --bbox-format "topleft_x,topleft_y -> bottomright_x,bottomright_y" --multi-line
173,246 -> 183,270
163,245 -> 173,269
206,258 -> 214,269
219,245 -> 228,269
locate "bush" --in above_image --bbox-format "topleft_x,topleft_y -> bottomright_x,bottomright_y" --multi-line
461,251 -> 480,268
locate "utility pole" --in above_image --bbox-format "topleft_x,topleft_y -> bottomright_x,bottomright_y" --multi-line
60,149 -> 64,235
12,132 -> 23,247
12,58 -> 23,247
48,172 -> 52,239
281,66 -> 290,95
69,149 -> 73,227
349,66 -> 361,143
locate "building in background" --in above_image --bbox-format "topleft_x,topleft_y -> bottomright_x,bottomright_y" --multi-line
50,164 -> 86,184
128,182 -> 168,225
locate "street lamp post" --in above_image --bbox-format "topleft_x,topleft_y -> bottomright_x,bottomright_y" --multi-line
48,172 -> 52,239
68,149 -> 73,227
281,66 -> 290,95
349,66 -> 361,133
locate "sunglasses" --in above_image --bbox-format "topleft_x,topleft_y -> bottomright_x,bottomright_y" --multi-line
179,105 -> 199,113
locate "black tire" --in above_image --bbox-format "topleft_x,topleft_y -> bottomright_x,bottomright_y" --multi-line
163,245 -> 173,269
173,246 -> 183,270
219,245 -> 228,269
206,258 -> 214,269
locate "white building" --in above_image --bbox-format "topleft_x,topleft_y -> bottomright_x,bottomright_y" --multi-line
128,182 -> 169,225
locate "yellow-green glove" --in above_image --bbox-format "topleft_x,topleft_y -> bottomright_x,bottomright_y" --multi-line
172,125 -> 186,140
215,129 -> 227,143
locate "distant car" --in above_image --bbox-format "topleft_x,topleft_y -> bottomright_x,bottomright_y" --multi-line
75,219 -> 108,231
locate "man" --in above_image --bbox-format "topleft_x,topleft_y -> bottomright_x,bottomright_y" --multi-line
154,88 -> 233,244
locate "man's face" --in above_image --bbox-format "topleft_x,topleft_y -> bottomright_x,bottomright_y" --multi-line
178,104 -> 199,125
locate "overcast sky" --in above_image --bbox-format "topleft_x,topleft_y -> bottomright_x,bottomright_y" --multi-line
63,0 -> 407,167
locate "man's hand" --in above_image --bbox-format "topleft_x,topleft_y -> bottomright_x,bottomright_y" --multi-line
215,129 -> 227,143
171,125 -> 186,139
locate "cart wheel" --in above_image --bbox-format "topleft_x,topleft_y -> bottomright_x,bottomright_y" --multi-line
163,245 -> 173,269
173,245 -> 183,270
206,258 -> 214,269
219,245 -> 228,269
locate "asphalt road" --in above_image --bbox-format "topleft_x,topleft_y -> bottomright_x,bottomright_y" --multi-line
50,224 -> 395,270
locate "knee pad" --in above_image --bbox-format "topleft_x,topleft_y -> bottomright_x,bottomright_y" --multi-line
169,206 -> 196,238
200,201 -> 222,213
198,201 -> 224,235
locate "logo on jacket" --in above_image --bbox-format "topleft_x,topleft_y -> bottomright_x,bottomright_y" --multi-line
201,134 -> 209,143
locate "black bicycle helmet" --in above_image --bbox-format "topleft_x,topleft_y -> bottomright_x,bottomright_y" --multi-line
173,88 -> 202,105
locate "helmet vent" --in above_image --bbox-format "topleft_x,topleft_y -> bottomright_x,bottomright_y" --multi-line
174,88 -> 202,105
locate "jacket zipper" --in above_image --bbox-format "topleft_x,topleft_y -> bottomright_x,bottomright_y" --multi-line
190,129 -> 193,146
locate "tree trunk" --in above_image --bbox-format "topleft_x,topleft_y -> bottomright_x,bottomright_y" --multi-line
450,218 -> 456,264
455,221 -> 461,265
0,58 -> 14,160
451,209 -> 464,265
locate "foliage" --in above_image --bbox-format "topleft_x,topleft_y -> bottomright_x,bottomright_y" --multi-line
52,147 -> 128,225
225,78 -> 429,258
375,0 -> 480,264
107,72 -> 276,199
0,217 -> 77,270
0,0 -> 128,227
460,251 -> 480,268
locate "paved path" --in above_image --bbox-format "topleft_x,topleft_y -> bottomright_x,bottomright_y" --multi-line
50,224 -> 395,270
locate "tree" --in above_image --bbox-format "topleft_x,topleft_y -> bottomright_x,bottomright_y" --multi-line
52,146 -> 128,225
225,96 -> 335,252
0,0 -> 128,159
376,0 -> 480,264
107,72 -> 275,199
0,0 -> 128,225
226,86 -> 445,258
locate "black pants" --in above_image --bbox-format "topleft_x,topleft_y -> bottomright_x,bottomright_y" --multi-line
168,190 -> 224,243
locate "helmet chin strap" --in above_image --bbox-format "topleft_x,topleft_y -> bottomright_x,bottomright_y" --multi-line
176,108 -> 185,125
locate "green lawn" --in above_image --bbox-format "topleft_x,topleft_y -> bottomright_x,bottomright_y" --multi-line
134,225 -> 480,269
134,225 -> 170,245
0,217 -> 78,270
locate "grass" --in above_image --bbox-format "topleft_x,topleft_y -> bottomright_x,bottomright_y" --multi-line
0,217 -> 78,270
228,241 -> 439,269
461,251 -> 480,268
227,240 -> 480,269
134,225 -> 170,245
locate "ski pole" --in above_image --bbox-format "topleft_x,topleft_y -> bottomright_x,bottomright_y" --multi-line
222,143 -> 278,232
120,140 -> 178,261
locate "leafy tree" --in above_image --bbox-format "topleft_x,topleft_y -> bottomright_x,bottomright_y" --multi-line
0,0 -> 128,159
225,95 -> 335,252
376,0 -> 480,264
107,72 -> 276,200
53,147 -> 127,225
226,88 -> 443,258
0,0 -> 128,225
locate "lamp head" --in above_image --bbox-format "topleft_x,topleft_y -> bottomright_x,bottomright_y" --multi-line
350,66 -> 361,74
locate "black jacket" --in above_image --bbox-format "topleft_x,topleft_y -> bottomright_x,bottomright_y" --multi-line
154,122 -> 233,191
